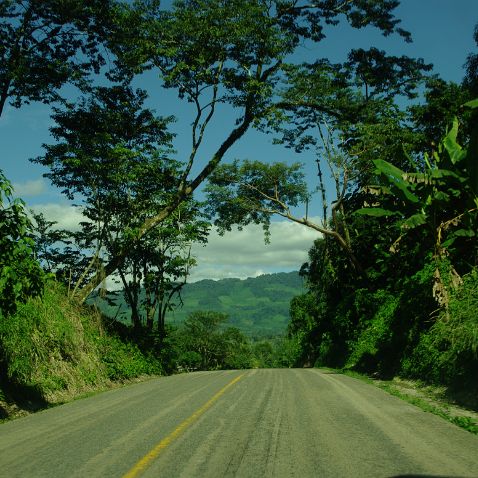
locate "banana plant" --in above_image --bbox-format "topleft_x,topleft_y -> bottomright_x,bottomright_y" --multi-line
355,100 -> 478,307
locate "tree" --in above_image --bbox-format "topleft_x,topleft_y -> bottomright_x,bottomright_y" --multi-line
464,22 -> 478,97
221,326 -> 253,369
34,85 -> 211,333
175,311 -> 253,370
205,154 -> 363,275
177,311 -> 228,370
409,78 -> 472,154
282,20 -> 478,381
0,0 -> 117,118
33,85 -> 176,297
30,211 -> 76,276
68,0 -> 414,301
0,2 -> 120,316
0,171 -> 44,317
202,10 -> 432,276
118,204 -> 209,334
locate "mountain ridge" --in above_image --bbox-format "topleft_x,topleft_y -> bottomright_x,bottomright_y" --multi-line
93,271 -> 304,338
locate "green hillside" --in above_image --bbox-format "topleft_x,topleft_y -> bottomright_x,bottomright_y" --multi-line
92,272 -> 304,338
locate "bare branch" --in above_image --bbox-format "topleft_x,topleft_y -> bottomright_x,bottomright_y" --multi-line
241,181 -> 290,213
180,61 -> 224,189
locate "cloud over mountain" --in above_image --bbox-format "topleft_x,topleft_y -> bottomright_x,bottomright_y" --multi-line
190,220 -> 319,281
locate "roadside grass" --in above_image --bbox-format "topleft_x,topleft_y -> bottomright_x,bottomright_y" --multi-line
377,380 -> 478,434
320,368 -> 478,435
0,280 -> 163,422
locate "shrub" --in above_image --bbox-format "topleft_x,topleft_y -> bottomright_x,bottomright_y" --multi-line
98,335 -> 162,380
0,281 -> 107,401
346,290 -> 398,372
0,171 -> 44,317
402,268 -> 478,390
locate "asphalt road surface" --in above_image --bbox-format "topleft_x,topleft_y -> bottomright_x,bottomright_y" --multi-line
0,369 -> 477,478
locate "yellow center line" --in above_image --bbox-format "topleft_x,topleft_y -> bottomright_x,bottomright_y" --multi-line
122,373 -> 244,478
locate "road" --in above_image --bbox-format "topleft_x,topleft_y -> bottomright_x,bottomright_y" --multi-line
0,369 -> 477,478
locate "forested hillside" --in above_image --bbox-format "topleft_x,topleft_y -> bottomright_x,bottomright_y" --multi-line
92,272 -> 304,337
175,273 -> 304,336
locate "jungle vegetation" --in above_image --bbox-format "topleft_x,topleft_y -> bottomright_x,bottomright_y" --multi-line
0,1 -> 477,409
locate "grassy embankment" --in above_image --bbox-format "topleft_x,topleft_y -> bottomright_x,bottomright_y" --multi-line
0,281 -> 162,421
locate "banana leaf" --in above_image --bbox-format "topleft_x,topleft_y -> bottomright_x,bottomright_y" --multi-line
373,159 -> 420,203
354,207 -> 398,217
401,213 -> 427,230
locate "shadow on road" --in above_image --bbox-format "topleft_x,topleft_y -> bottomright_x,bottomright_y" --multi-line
0,372 -> 49,420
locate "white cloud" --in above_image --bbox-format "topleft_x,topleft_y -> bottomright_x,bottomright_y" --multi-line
13,178 -> 47,197
189,219 -> 320,281
27,204 -> 321,281
30,203 -> 86,231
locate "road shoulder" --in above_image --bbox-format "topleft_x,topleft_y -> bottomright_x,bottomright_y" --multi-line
319,368 -> 478,434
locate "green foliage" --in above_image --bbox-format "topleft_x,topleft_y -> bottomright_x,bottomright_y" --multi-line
30,212 -> 75,275
409,78 -> 473,152
36,85 -> 174,203
270,336 -> 302,368
120,203 -> 209,334
30,0 -> 414,301
5,3 -> 477,410
174,311 -> 253,371
32,84 -> 177,296
221,327 -> 254,369
356,106 -> 478,279
97,334 -> 161,380
0,171 -> 44,317
464,22 -> 478,97
206,160 -> 308,236
0,281 -> 105,400
402,269 -> 478,389
252,341 -> 275,368
287,293 -> 319,366
288,95 -> 478,398
0,281 -> 162,404
0,0 -> 117,117
32,84 -> 210,325
346,290 -> 398,372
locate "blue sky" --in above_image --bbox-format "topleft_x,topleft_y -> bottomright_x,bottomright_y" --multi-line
1,1 -> 477,280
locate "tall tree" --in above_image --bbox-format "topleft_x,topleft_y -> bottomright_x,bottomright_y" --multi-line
201,6 -> 432,275
118,203 -> 209,334
68,0 -> 413,302
33,85 -> 176,296
34,84 -> 210,333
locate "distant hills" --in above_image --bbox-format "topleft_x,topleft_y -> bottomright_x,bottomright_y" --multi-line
91,271 -> 304,338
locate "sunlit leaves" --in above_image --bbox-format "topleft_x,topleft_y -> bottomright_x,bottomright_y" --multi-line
206,160 -> 308,235
355,207 -> 398,217
356,110 -> 478,267
373,159 -> 420,203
